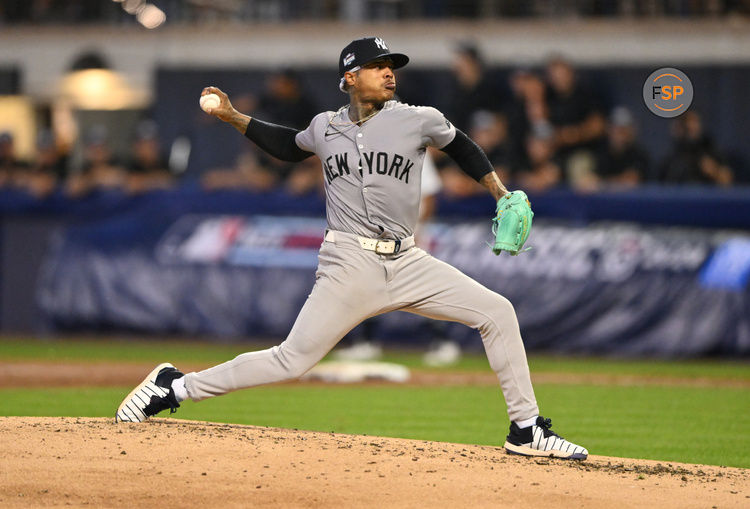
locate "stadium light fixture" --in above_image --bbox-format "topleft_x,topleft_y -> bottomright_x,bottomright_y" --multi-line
119,0 -> 166,29
57,52 -> 148,110
136,4 -> 166,29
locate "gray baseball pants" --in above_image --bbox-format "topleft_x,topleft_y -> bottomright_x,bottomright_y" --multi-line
183,230 -> 539,422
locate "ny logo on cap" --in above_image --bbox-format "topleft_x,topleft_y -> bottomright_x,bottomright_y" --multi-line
374,38 -> 388,50
343,53 -> 355,66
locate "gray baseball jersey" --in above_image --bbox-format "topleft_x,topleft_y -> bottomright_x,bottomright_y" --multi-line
295,101 -> 455,239
184,101 -> 539,425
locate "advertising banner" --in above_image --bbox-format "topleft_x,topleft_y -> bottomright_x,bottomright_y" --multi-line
38,211 -> 750,356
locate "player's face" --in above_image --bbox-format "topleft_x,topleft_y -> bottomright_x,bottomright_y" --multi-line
352,58 -> 396,102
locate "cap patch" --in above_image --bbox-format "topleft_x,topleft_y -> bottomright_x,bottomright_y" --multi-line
343,53 -> 355,66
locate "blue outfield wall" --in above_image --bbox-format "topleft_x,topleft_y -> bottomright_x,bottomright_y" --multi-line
4,185 -> 747,357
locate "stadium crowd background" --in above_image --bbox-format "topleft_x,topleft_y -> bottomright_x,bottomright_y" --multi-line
0,0 -> 748,204
1,49 -> 741,201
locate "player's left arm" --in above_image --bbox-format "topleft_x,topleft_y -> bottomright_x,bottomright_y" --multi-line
436,122 -> 532,256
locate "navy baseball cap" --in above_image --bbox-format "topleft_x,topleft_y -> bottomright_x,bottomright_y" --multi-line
339,37 -> 409,91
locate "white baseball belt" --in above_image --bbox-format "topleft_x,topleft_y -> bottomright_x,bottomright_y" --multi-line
324,230 -> 413,255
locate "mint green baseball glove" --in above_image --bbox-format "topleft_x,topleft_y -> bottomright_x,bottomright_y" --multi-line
491,190 -> 534,256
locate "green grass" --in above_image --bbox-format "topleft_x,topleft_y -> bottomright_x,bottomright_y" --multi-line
1,337 -> 748,468
0,337 -> 256,365
1,383 -> 748,468
2,337 -> 749,380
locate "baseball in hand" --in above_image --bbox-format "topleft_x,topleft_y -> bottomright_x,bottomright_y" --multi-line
199,93 -> 221,112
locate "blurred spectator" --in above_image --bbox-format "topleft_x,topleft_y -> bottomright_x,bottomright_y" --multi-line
187,93 -> 254,178
21,130 -> 68,198
126,120 -> 174,193
590,107 -> 650,190
436,107 -> 510,198
516,121 -> 563,192
201,74 -> 320,195
467,110 -> 516,183
446,42 -> 501,132
545,56 -> 606,186
65,125 -> 126,197
505,68 -> 550,168
659,110 -> 733,186
201,77 -> 314,195
284,155 -> 324,196
0,131 -> 29,188
258,152 -> 299,185
256,69 -> 318,129
437,156 -> 485,198
201,145 -> 281,193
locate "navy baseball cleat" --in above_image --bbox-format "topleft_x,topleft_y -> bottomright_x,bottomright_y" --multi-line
115,363 -> 184,423
504,416 -> 588,460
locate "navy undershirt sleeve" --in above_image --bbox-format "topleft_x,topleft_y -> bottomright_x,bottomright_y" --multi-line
440,128 -> 494,182
244,118 -> 314,163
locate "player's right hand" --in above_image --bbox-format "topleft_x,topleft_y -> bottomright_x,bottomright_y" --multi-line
200,86 -> 235,122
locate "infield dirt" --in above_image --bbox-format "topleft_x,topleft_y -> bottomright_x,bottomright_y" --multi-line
1,416 -> 747,508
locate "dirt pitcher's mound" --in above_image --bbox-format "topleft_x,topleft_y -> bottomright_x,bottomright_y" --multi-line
0,417 -> 747,508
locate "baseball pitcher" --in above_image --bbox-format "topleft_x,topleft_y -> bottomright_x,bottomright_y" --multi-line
116,37 -> 587,460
